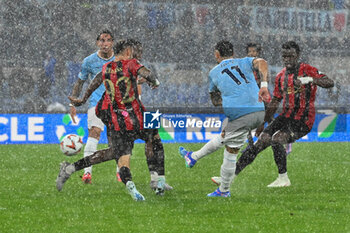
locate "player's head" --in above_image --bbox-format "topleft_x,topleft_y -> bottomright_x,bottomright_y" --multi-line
246,43 -> 262,57
214,40 -> 234,63
96,29 -> 114,55
127,38 -> 143,60
114,39 -> 133,58
281,41 -> 300,70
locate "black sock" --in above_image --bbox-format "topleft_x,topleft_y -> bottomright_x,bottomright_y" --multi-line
73,157 -> 92,172
119,166 -> 132,185
235,145 -> 258,175
146,137 -> 165,176
271,142 -> 287,174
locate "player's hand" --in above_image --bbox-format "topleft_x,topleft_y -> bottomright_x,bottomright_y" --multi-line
68,96 -> 85,107
258,87 -> 271,103
69,105 -> 77,124
255,123 -> 265,137
297,76 -> 314,85
149,79 -> 160,89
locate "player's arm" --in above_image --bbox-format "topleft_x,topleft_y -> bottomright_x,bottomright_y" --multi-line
298,75 -> 334,88
70,79 -> 85,98
137,66 -> 160,89
253,58 -> 271,103
68,72 -> 103,106
210,91 -> 222,107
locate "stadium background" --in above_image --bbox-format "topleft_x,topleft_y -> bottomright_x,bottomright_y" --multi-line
0,0 -> 349,143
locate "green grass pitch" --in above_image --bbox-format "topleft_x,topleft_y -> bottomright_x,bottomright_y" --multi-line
0,142 -> 349,233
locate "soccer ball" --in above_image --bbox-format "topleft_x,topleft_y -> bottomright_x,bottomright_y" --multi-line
60,134 -> 83,156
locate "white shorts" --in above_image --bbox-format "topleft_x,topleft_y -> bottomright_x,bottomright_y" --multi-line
87,107 -> 105,131
222,111 -> 265,148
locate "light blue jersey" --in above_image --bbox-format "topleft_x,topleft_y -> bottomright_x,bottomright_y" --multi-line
78,52 -> 115,108
209,57 -> 264,121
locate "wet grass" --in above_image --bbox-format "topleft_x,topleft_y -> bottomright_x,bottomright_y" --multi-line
0,142 -> 349,233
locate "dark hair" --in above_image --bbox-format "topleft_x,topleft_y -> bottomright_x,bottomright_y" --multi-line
96,29 -> 114,41
246,42 -> 262,54
113,39 -> 133,54
214,40 -> 234,57
282,41 -> 300,55
127,38 -> 142,48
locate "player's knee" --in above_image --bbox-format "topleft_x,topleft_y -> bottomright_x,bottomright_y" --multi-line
259,132 -> 271,144
271,133 -> 288,145
89,126 -> 102,140
225,146 -> 240,154
119,166 -> 132,184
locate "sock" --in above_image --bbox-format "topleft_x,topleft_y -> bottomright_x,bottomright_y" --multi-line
150,171 -> 158,182
119,166 -> 132,185
192,135 -> 224,160
271,142 -> 287,174
235,145 -> 258,175
146,137 -> 165,176
279,172 -> 288,179
66,164 -> 76,175
83,137 -> 99,174
219,150 -> 237,193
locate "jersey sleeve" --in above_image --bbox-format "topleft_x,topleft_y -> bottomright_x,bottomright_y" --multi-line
78,58 -> 90,81
129,59 -> 144,77
244,57 -> 255,70
303,64 -> 326,79
272,73 -> 283,100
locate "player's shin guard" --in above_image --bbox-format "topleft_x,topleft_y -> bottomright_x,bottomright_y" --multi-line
119,166 -> 132,185
271,142 -> 287,174
219,150 -> 237,192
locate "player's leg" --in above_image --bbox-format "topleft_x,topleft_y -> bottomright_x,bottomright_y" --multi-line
208,112 -> 264,197
267,130 -> 291,187
144,130 -> 171,193
268,119 -> 310,187
211,130 -> 253,186
235,115 -> 285,176
118,154 -> 145,201
179,133 -> 224,168
83,107 -> 104,184
56,147 -> 115,191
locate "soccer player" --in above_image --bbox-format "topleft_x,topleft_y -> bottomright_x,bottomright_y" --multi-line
179,40 -> 269,197
210,42 -> 270,186
123,39 -> 173,191
69,29 -> 115,184
57,39 -> 164,201
233,41 -> 334,187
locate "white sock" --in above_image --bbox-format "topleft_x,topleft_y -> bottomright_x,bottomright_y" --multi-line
150,171 -> 158,182
192,135 -> 224,160
83,137 -> 99,174
278,172 -> 288,179
219,150 -> 237,192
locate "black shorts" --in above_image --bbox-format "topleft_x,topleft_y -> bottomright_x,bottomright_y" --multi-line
109,128 -> 159,160
263,115 -> 311,143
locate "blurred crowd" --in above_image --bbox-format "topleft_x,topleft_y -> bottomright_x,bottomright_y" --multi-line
0,0 -> 349,113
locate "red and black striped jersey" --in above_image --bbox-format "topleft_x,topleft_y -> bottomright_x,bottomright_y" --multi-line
273,63 -> 326,129
96,58 -> 145,132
